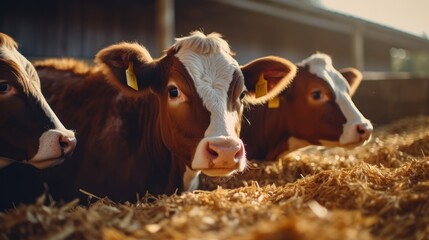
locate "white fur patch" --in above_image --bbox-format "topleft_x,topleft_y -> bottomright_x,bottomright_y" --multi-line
172,32 -> 246,175
1,41 -> 76,168
174,34 -> 242,139
299,53 -> 372,145
183,166 -> 200,191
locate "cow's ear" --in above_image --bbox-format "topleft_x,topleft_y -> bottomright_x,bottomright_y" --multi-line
241,56 -> 297,104
340,67 -> 362,96
95,42 -> 158,94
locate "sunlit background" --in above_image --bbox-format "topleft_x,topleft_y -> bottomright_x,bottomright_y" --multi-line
1,0 -> 428,123
321,0 -> 429,37
320,0 -> 429,75
1,0 -> 428,75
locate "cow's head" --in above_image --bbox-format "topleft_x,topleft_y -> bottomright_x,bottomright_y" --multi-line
0,32 -> 76,169
284,53 -> 372,148
96,31 -> 296,178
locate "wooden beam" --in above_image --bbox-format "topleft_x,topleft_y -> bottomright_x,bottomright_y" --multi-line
352,24 -> 365,70
156,0 -> 175,53
216,0 -> 429,51
215,0 -> 352,34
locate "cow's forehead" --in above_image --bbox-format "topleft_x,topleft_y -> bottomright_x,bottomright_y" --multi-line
1,43 -> 39,82
176,51 -> 239,108
172,32 -> 242,114
298,53 -> 350,96
0,42 -> 40,95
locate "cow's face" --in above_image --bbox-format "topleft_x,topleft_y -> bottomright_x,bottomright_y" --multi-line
0,33 -> 76,169
285,53 -> 372,147
97,31 -> 296,177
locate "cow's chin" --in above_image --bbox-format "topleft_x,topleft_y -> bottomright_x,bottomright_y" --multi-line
200,168 -> 238,177
342,137 -> 372,148
0,157 -> 15,169
318,140 -> 342,148
319,137 -> 371,149
0,156 -> 64,169
27,157 -> 65,169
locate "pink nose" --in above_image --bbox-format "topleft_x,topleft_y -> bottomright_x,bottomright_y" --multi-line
59,135 -> 77,157
356,123 -> 372,141
207,141 -> 244,168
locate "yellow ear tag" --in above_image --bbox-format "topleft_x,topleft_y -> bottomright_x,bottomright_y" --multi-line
126,62 -> 138,91
255,73 -> 267,98
268,97 -> 280,108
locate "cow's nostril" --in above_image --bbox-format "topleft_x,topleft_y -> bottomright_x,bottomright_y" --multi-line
59,140 -> 68,149
207,144 -> 219,158
234,145 -> 244,159
357,125 -> 366,135
356,124 -> 372,141
207,141 -> 241,163
59,135 -> 77,157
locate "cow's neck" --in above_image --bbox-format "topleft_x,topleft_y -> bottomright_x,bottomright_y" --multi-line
133,94 -> 190,195
242,101 -> 291,160
243,94 -> 320,161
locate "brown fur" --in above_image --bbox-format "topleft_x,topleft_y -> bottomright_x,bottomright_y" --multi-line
34,58 -> 98,75
242,65 -> 362,160
31,35 -> 296,203
0,33 -> 76,211
36,58 -> 174,202
1,116 -> 428,239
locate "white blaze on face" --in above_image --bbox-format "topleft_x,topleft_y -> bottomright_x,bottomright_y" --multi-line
172,32 -> 246,180
0,43 -> 76,168
30,96 -> 76,168
176,52 -> 241,138
299,53 -> 373,146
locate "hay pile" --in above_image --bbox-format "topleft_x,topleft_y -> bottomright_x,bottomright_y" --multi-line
1,115 -> 429,240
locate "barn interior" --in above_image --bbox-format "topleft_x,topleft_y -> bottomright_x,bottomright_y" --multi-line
1,0 -> 429,239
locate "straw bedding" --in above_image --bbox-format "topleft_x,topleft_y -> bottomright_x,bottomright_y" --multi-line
1,115 -> 429,240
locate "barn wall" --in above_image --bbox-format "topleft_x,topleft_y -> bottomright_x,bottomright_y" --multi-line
363,38 -> 392,72
175,0 -> 357,68
1,0 -> 391,71
1,0 -> 427,125
353,77 -> 429,125
0,0 -> 158,59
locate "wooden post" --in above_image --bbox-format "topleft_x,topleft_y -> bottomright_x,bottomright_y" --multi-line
156,0 -> 175,54
352,24 -> 365,70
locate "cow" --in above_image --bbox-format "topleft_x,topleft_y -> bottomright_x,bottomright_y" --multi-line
34,31 -> 297,203
241,53 -> 373,161
0,32 -> 76,169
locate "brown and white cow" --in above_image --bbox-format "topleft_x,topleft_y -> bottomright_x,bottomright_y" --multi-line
241,53 -> 372,160
34,31 -> 296,202
0,32 -> 76,169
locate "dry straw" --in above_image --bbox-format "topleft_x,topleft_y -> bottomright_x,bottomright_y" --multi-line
1,115 -> 429,240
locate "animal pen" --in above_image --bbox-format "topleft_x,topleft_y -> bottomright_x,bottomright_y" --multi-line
2,1 -> 429,239
1,115 -> 429,239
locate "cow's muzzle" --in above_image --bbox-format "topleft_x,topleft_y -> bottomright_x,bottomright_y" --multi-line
192,136 -> 246,176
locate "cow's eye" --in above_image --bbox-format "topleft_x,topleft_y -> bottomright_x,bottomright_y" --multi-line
168,86 -> 180,98
311,90 -> 322,100
239,91 -> 247,101
0,82 -> 10,93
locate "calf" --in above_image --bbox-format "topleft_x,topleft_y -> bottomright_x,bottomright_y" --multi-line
35,31 -> 296,202
0,33 -> 76,169
241,53 -> 372,160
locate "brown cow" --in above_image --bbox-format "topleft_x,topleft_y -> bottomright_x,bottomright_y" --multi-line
241,53 -> 372,160
0,32 -> 76,169
35,31 -> 296,202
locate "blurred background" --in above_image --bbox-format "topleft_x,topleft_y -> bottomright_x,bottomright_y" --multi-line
1,0 -> 428,125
